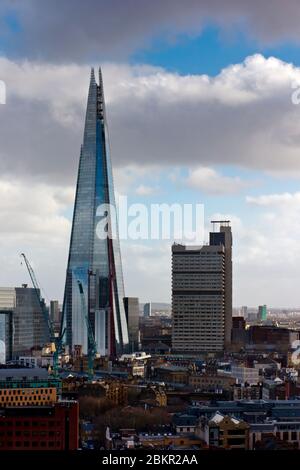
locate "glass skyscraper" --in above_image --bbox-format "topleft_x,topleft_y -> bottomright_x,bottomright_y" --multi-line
63,68 -> 129,357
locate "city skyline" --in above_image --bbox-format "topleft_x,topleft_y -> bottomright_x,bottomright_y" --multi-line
2,2 -> 300,458
1,2 -> 300,307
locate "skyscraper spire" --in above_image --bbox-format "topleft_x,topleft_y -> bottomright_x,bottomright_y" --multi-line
90,67 -> 95,83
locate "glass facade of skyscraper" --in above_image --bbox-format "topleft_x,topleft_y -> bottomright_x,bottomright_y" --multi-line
63,68 -> 129,356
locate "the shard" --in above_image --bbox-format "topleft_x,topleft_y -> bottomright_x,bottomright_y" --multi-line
63,68 -> 129,357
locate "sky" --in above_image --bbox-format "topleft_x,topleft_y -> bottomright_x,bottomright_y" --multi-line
1,1 -> 300,307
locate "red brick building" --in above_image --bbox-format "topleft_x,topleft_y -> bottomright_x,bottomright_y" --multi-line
0,401 -> 79,451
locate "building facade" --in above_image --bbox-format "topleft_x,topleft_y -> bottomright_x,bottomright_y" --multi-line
13,286 -> 49,358
0,286 -> 49,360
143,303 -> 151,318
197,412 -> 249,450
0,368 -> 60,407
0,402 -> 79,451
258,305 -> 267,322
63,68 -> 129,357
209,223 -> 232,348
50,300 -> 60,326
0,367 -> 78,451
189,373 -> 235,392
172,223 -> 232,353
230,365 -> 260,385
124,297 -> 140,352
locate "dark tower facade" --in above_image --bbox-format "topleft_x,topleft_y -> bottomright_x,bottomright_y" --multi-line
63,68 -> 129,357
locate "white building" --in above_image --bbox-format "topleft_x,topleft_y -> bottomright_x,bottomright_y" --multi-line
231,365 -> 260,385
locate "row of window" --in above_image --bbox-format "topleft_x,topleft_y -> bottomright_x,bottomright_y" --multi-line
0,420 -> 61,427
0,441 -> 62,448
1,395 -> 52,402
0,430 -> 61,437
0,388 -> 54,395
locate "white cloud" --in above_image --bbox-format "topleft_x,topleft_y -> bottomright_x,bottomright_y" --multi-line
135,184 -> 157,196
247,192 -> 300,207
121,240 -> 171,303
187,166 -> 248,194
2,54 -> 300,185
230,192 -> 300,306
0,179 -> 72,301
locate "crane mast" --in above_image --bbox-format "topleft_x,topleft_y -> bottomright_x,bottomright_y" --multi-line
20,253 -> 62,376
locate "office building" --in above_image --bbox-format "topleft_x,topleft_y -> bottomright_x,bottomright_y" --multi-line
258,305 -> 267,322
50,300 -> 60,324
124,297 -> 140,352
231,316 -> 247,349
248,325 -> 297,352
0,315 -> 12,363
241,306 -> 248,318
172,222 -> 232,353
0,402 -> 79,451
143,302 -> 151,317
63,68 -> 129,357
0,367 -> 61,407
0,288 -> 15,362
209,222 -> 232,348
13,286 -> 49,357
0,286 -> 49,360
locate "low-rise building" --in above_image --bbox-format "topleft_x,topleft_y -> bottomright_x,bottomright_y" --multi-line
250,421 -> 300,450
154,365 -> 189,385
173,414 -> 198,435
230,365 -> 260,385
105,381 -> 128,406
0,367 -> 61,407
248,325 -> 299,353
138,433 -> 204,449
189,373 -> 235,392
196,412 -> 249,450
233,383 -> 262,401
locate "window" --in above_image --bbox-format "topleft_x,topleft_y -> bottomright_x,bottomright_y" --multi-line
227,438 -> 245,446
228,430 -> 245,436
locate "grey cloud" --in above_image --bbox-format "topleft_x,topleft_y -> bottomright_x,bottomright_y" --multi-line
0,96 -> 83,185
1,55 -> 300,187
2,1 -> 300,62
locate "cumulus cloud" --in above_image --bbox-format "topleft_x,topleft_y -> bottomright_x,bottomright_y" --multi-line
207,206 -> 300,307
247,192 -> 300,207
2,1 -> 300,62
187,166 -> 249,195
2,54 -> 300,187
0,178 -> 72,301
